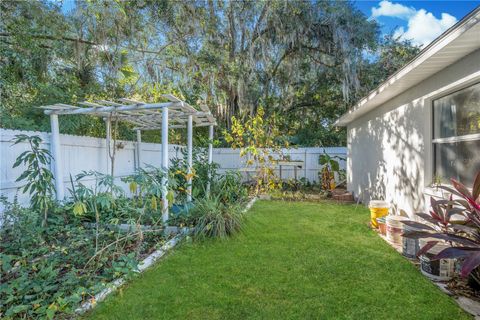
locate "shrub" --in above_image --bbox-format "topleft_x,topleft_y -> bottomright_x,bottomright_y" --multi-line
224,107 -> 287,195
189,196 -> 244,239
167,170 -> 248,229
211,170 -> 248,205
318,152 -> 345,191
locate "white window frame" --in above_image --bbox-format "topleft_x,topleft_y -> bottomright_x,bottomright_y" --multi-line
432,133 -> 480,144
431,81 -> 480,184
423,72 -> 480,189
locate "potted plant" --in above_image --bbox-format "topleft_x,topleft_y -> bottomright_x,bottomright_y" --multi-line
403,171 -> 480,285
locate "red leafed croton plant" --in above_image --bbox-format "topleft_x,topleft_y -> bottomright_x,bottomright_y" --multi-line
402,171 -> 480,278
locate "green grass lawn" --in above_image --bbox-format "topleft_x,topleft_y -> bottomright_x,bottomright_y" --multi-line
86,201 -> 469,320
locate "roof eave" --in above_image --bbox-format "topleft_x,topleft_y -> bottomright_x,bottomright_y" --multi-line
335,6 -> 480,127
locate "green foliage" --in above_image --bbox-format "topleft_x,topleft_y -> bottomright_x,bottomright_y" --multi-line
0,1 -> 419,147
0,163 -> 179,319
168,169 -> 248,231
189,196 -> 244,239
3,147 -> 208,320
121,165 -> 176,213
70,171 -> 124,252
318,152 -> 345,190
224,107 -> 286,194
11,135 -> 55,226
210,170 -> 248,206
0,197 -> 166,320
270,178 -> 326,201
169,146 -> 219,202
357,34 -> 421,100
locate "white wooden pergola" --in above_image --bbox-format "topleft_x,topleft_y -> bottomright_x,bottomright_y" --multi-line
40,94 -> 216,223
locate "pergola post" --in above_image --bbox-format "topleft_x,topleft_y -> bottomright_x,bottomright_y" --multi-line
187,115 -> 193,202
206,125 -> 214,195
161,106 -> 169,223
40,95 -> 217,210
49,114 -> 64,200
135,129 -> 142,169
105,118 -> 111,175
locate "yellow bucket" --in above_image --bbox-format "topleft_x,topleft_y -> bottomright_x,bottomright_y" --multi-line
369,200 -> 389,228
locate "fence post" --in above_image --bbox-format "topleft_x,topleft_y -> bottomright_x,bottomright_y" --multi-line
206,125 -> 214,195
187,115 -> 193,202
161,107 -> 169,223
304,148 -> 308,180
105,118 -> 111,175
135,129 -> 141,169
49,114 -> 64,200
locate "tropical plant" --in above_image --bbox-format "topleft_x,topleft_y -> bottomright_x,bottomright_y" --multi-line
318,152 -> 345,191
167,169 -> 247,229
403,171 -> 480,279
169,146 -> 219,201
69,171 -> 124,253
11,134 -> 55,226
122,165 -> 176,213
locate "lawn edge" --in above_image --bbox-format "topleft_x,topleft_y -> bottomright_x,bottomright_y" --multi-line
75,230 -> 188,315
78,197 -> 257,315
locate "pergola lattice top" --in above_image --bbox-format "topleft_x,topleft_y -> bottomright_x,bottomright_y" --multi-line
39,94 -> 216,130
41,93 -> 216,223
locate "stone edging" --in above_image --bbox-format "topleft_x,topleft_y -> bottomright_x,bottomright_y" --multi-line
244,197 -> 257,212
75,198 -> 257,315
75,230 -> 188,314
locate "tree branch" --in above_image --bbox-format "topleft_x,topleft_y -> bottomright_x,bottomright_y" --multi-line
0,32 -> 171,55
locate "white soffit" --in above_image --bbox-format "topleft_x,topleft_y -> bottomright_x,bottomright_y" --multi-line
336,7 -> 480,126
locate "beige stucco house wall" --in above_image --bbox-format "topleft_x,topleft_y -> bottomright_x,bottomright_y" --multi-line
336,7 -> 480,217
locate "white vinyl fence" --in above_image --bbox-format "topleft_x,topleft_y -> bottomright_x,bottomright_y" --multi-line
0,129 -> 183,207
0,128 -> 346,207
213,147 -> 347,182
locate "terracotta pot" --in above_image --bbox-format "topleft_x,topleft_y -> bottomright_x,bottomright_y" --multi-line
377,222 -> 386,235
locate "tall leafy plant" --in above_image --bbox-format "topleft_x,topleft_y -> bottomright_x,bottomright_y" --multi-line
318,152 -> 345,190
169,146 -> 219,201
122,165 -> 176,213
12,134 -> 55,226
70,170 -> 123,253
211,170 -> 248,205
224,107 -> 286,195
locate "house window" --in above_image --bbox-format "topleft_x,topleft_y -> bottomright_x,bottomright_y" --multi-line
433,82 -> 480,186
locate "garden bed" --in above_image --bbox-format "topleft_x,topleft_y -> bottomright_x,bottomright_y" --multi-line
1,147 -> 250,319
0,205 -> 175,319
